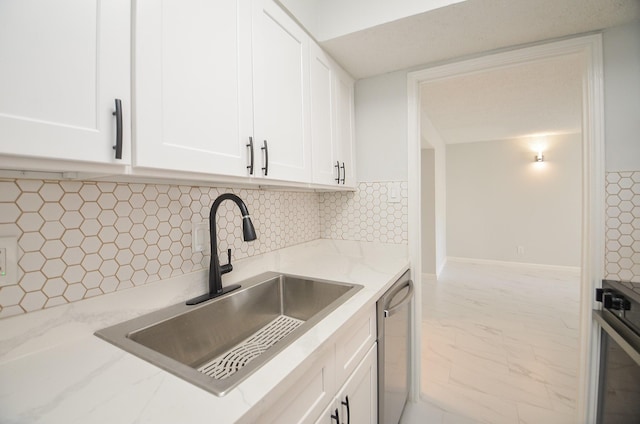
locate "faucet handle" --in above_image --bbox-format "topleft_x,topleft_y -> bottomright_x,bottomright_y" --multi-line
220,248 -> 233,275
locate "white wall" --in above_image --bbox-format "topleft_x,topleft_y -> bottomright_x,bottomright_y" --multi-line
421,114 -> 447,274
354,70 -> 408,181
353,27 -> 638,270
603,21 -> 640,172
353,25 -> 640,179
446,134 -> 582,267
421,149 -> 436,274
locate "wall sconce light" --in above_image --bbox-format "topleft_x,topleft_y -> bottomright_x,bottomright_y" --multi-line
535,152 -> 544,162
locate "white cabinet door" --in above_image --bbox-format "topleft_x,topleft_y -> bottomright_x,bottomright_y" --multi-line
252,0 -> 311,183
314,400 -> 339,424
337,344 -> 377,424
309,42 -> 357,188
310,43 -> 339,186
333,65 -> 357,188
0,0 -> 130,165
134,0 -> 253,176
262,349 -> 335,424
315,344 -> 378,424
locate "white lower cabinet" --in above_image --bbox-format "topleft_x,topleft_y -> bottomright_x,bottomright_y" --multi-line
261,347 -> 336,424
315,344 -> 377,424
261,307 -> 377,424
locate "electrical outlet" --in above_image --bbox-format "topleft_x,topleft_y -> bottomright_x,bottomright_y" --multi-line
0,236 -> 18,286
516,246 -> 525,257
192,222 -> 208,253
388,182 -> 401,203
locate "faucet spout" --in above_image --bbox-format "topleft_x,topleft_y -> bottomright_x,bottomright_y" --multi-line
186,193 -> 257,305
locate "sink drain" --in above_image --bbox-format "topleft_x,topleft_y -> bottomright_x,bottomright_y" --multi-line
198,315 -> 303,380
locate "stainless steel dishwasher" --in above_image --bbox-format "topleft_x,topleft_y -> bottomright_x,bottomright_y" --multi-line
377,270 -> 413,424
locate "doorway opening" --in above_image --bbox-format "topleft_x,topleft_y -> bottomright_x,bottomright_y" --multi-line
407,34 -> 605,424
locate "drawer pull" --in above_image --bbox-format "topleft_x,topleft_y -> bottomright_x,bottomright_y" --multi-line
246,137 -> 254,175
341,396 -> 350,424
331,408 -> 340,424
261,140 -> 269,176
112,98 -> 123,159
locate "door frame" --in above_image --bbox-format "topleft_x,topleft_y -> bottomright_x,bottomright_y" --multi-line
406,34 -> 605,423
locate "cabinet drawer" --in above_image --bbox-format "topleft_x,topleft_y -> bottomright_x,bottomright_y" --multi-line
335,307 -> 376,388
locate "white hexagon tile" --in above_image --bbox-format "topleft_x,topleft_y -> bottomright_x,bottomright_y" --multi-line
605,172 -> 640,282
0,180 -> 318,318
0,178 -> 408,318
319,182 -> 408,244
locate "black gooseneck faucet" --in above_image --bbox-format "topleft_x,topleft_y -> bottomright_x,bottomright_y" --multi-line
187,193 -> 257,305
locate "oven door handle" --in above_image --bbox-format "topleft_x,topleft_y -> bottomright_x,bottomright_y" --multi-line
594,310 -> 640,366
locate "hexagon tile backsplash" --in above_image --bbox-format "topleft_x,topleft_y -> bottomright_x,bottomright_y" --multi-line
0,179 -> 408,318
605,172 -> 640,283
0,180 -> 319,318
319,182 -> 408,243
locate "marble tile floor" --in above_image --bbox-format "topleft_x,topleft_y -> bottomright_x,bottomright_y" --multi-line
402,261 -> 581,424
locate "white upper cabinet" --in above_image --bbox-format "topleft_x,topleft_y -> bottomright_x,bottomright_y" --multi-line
0,0 -> 354,188
310,42 -> 356,188
310,43 -> 338,186
252,0 -> 311,183
134,0 -> 253,177
0,0 -> 131,166
333,64 -> 357,188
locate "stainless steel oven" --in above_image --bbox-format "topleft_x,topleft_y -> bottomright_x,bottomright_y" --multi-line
594,280 -> 640,424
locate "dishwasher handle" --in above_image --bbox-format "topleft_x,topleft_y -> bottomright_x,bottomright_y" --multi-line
384,280 -> 414,318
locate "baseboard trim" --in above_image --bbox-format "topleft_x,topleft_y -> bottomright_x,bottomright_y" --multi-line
446,256 -> 581,273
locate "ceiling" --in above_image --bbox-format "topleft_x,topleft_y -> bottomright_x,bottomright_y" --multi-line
279,0 -> 638,146
420,53 -> 585,145
318,0 -> 640,79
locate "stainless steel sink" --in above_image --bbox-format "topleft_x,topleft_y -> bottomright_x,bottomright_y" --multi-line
95,272 -> 362,396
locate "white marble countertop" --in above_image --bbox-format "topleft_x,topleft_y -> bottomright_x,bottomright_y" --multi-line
0,239 -> 409,424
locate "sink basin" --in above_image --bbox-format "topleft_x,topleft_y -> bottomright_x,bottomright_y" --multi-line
95,272 -> 362,396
